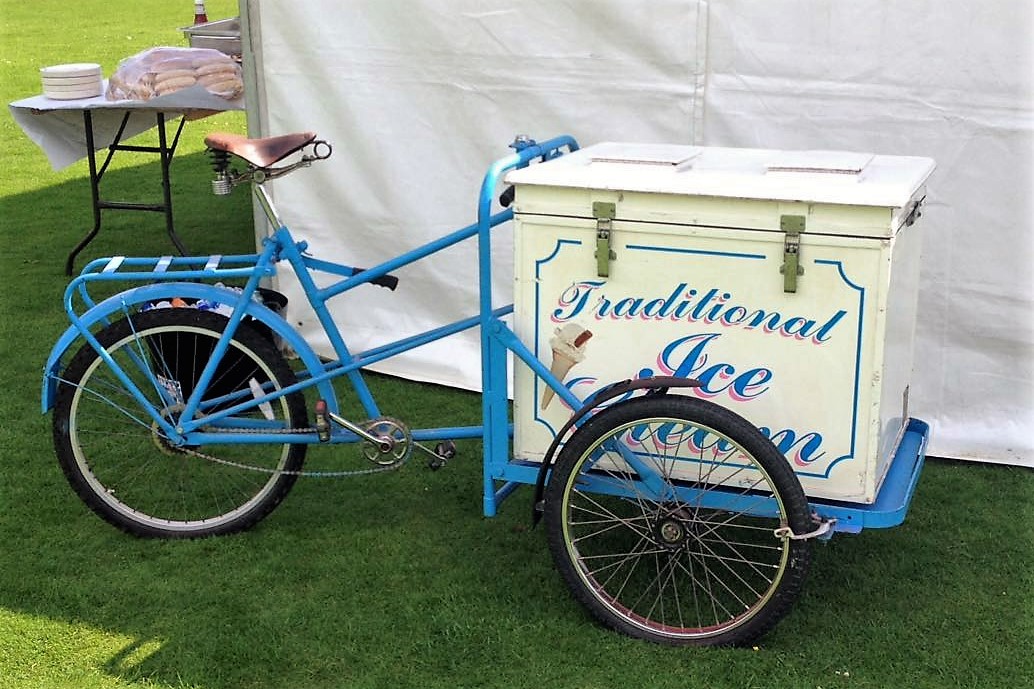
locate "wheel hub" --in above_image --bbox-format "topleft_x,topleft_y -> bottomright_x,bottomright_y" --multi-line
654,516 -> 690,550
150,404 -> 191,456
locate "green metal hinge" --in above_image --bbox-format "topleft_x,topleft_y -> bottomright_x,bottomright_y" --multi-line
593,201 -> 617,277
777,213 -> 802,291
779,214 -> 806,293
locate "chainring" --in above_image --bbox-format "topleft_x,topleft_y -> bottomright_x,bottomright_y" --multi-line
359,417 -> 413,467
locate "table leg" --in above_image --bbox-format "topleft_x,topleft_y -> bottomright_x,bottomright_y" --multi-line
64,110 -> 104,275
157,112 -> 189,256
64,111 -> 191,275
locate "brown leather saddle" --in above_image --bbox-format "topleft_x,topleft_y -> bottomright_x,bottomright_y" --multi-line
204,131 -> 317,168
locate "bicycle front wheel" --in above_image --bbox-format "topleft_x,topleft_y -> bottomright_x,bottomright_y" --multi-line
544,394 -> 812,646
52,308 -> 307,538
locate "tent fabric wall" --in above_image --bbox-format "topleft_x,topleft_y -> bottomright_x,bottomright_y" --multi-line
241,0 -> 1033,465
702,2 -> 1034,466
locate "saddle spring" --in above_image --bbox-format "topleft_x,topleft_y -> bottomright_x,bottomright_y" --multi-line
208,148 -> 234,196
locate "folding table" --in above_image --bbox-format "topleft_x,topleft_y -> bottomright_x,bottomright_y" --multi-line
10,87 -> 244,274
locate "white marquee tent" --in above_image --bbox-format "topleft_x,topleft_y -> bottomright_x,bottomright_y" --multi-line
238,0 -> 1033,466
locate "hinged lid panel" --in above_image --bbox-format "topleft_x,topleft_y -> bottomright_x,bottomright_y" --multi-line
505,142 -> 935,237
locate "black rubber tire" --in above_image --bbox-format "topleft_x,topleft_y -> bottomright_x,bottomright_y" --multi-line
53,308 -> 307,538
544,394 -> 812,646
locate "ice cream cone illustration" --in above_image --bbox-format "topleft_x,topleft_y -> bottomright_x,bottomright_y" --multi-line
541,323 -> 593,409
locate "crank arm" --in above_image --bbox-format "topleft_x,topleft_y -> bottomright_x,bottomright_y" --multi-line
325,409 -> 392,449
412,441 -> 451,470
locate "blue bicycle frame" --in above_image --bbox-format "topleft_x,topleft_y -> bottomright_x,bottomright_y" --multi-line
42,135 -> 610,518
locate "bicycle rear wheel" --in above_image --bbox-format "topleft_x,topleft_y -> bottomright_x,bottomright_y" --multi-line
544,394 -> 812,646
52,308 -> 307,538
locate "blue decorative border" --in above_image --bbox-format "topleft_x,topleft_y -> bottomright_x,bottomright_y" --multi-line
530,241 -> 867,484
625,245 -> 768,261
806,259 -> 866,478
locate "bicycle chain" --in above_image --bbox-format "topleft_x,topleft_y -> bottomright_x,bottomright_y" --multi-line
180,426 -> 410,478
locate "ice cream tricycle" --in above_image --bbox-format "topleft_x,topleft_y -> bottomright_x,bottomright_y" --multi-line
43,132 -> 933,646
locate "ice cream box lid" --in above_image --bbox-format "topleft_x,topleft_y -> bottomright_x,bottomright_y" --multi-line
505,142 -> 935,209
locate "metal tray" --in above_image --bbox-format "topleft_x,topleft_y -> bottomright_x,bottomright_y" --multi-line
180,17 -> 241,56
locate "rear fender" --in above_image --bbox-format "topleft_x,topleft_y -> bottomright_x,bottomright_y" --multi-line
41,282 -> 335,412
530,376 -> 703,524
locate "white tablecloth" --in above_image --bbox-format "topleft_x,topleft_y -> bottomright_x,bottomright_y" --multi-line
9,84 -> 243,170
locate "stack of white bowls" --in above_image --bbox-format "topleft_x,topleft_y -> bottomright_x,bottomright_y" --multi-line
41,63 -> 103,100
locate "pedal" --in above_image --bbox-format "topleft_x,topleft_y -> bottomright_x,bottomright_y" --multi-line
414,439 -> 457,470
314,399 -> 331,442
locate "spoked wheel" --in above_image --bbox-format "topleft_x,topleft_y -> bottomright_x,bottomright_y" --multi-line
52,308 -> 307,538
544,395 -> 812,646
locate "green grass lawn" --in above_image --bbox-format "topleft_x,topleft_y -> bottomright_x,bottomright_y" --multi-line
1,2 -> 1033,688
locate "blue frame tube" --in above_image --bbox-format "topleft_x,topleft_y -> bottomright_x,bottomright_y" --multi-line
474,136 -> 579,515
188,424 -> 491,446
411,426 -> 486,441
315,210 -> 515,302
271,232 -> 382,418
202,305 -> 516,433
264,212 -> 514,420
176,245 -> 278,425
351,306 -> 513,370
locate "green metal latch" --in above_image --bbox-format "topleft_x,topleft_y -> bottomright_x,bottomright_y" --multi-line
779,214 -> 805,293
593,201 -> 617,277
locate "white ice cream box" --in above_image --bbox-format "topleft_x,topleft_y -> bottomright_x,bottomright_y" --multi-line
506,142 -> 934,503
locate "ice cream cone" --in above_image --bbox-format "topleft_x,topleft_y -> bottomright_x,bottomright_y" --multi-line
541,324 -> 593,410
541,352 -> 580,409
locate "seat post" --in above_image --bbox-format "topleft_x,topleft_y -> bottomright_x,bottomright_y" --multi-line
252,183 -> 284,230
